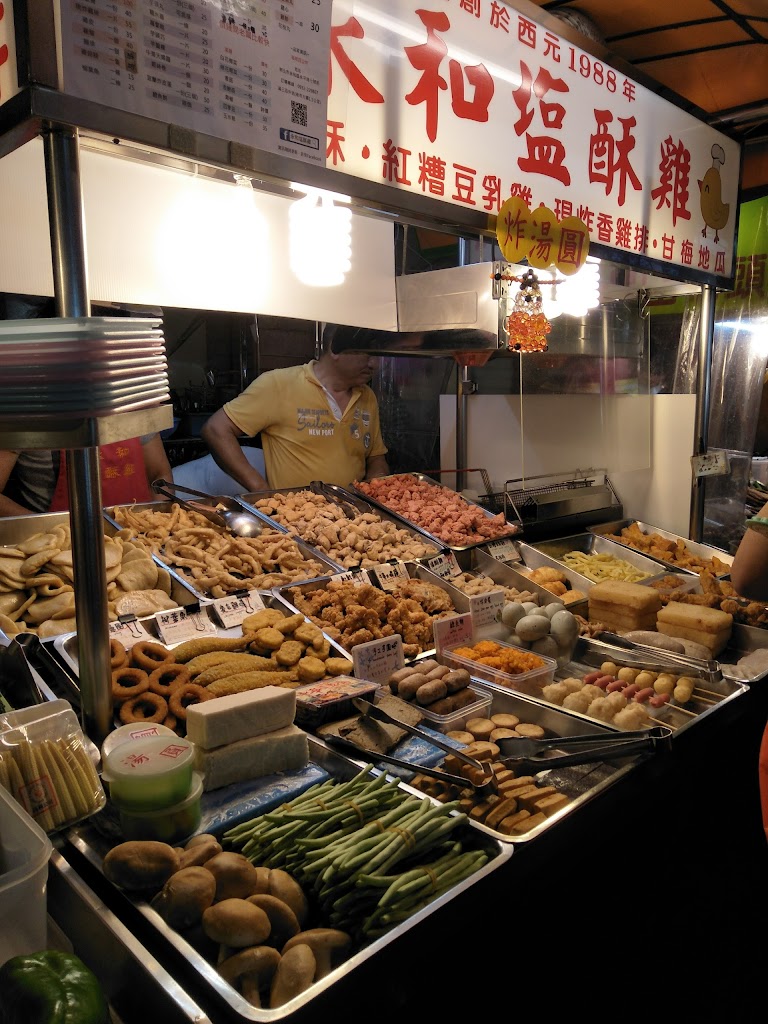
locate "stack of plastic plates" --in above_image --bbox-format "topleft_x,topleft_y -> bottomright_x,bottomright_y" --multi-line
0,317 -> 170,417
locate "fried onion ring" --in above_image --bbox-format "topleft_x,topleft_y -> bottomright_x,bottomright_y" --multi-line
110,638 -> 128,669
169,683 -> 212,720
111,666 -> 150,702
147,663 -> 190,697
119,692 -> 168,725
131,639 -> 174,672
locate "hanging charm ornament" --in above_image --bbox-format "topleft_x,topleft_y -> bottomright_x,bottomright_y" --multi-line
503,268 -> 551,353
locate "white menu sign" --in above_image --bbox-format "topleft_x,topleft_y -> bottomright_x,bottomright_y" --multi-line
59,0 -> 331,166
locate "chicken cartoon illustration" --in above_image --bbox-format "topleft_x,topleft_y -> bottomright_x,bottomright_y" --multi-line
698,144 -> 730,244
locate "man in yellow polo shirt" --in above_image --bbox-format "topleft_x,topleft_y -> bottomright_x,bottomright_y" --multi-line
200,323 -> 390,491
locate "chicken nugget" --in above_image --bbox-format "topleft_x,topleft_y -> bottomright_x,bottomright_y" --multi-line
324,656 -> 354,676
241,608 -> 285,632
274,640 -> 304,666
297,656 -> 327,682
252,627 -> 286,651
294,622 -> 325,647
275,612 -> 306,634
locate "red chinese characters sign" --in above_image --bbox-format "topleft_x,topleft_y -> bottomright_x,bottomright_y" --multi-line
326,0 -> 741,284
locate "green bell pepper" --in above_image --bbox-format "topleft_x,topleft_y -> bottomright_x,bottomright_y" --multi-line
0,950 -> 108,1024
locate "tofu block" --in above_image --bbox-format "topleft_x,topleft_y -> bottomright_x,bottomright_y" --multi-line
194,724 -> 309,791
186,686 -> 296,750
657,601 -> 733,633
587,603 -> 659,631
588,580 -> 662,614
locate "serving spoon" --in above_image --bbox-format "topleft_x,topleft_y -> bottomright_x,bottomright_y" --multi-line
153,479 -> 264,538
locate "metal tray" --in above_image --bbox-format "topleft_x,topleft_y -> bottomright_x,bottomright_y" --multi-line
343,687 -> 648,845
63,737 -> 511,1022
467,635 -> 747,739
273,562 -> 471,661
236,485 -> 443,567
469,547 -> 589,615
707,622 -> 768,683
104,500 -> 342,603
517,534 -> 671,590
349,472 -> 522,554
589,519 -> 733,577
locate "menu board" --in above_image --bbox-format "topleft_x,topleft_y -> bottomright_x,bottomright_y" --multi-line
59,0 -> 331,166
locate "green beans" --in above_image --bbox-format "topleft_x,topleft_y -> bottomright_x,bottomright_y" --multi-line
221,764 -> 493,943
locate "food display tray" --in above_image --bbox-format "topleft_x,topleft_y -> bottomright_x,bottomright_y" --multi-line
470,634 -> 747,739
353,687 -> 651,845
588,519 -> 733,577
236,484 -> 443,566
712,622 -> 768,683
349,473 -> 522,555
467,546 -> 589,615
63,737 -> 512,1022
272,562 -> 471,662
103,500 -> 342,604
516,534 -> 671,591
53,592 -> 352,705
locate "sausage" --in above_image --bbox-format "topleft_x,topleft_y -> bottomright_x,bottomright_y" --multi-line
583,671 -> 603,684
425,664 -> 451,681
442,669 -> 471,693
649,692 -> 671,708
415,679 -> 449,705
621,683 -> 641,699
622,631 -> 686,654
605,678 -> 627,693
633,687 -> 655,703
397,673 -> 430,700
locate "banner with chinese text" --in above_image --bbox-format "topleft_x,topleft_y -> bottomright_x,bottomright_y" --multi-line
327,0 -> 741,284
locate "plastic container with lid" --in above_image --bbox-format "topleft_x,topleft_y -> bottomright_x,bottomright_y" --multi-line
0,782 -> 53,965
418,685 -> 493,734
440,639 -> 557,698
102,735 -> 194,812
117,772 -> 203,845
101,722 -> 177,762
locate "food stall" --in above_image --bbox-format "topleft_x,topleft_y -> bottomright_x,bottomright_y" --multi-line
0,0 -> 765,1019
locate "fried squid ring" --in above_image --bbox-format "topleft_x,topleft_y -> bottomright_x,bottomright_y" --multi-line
131,640 -> 174,672
147,663 -> 190,697
110,638 -> 128,669
162,712 -> 178,733
111,666 -> 150,702
169,683 -> 212,720
119,692 -> 168,725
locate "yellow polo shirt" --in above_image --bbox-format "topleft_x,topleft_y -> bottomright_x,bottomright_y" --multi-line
222,362 -> 387,488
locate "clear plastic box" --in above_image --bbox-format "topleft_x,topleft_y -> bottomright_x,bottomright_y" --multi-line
0,699 -> 106,834
440,640 -> 557,698
417,685 -> 493,733
0,781 -> 53,965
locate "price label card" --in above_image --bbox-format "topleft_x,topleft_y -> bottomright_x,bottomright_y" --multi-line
371,561 -> 410,592
211,590 -> 266,630
424,551 -> 462,580
470,591 -> 506,631
691,451 -> 730,478
333,567 -> 372,585
485,538 -> 521,563
433,613 -> 474,655
352,635 -> 404,687
155,606 -> 218,646
109,617 -> 153,650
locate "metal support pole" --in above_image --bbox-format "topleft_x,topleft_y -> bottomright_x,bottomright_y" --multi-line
43,126 -> 112,744
689,283 -> 716,542
456,237 -> 470,492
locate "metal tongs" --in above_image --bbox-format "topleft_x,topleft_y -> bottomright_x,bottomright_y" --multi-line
310,481 -> 375,519
494,725 -> 672,774
326,696 -> 499,795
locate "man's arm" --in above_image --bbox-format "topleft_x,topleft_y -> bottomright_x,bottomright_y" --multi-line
140,434 -> 173,491
0,450 -> 30,516
365,454 -> 390,481
201,409 -> 269,492
730,500 -> 768,601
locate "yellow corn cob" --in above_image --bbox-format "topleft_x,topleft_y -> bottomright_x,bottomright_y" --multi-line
40,739 -> 78,824
5,751 -> 25,802
17,740 -> 56,832
0,752 -> 10,794
194,655 -> 281,686
206,669 -> 292,697
31,741 -> 65,827
54,738 -> 92,819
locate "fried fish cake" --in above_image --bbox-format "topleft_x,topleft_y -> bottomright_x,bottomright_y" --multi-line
297,656 -> 327,682
252,626 -> 287,651
274,640 -> 304,666
241,608 -> 285,632
324,656 -> 354,676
